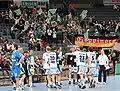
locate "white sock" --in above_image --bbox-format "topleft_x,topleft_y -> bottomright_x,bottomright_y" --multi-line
82,80 -> 85,86
52,83 -> 56,86
29,82 -> 32,86
69,78 -> 71,82
21,82 -> 24,86
16,88 -> 19,91
48,82 -> 52,86
58,82 -> 61,85
13,82 -> 16,87
85,77 -> 88,82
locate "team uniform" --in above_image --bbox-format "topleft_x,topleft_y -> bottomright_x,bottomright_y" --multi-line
86,52 -> 96,88
87,52 -> 96,76
27,55 -> 35,76
12,50 -> 23,79
57,51 -> 62,74
74,51 -> 87,89
43,51 -> 51,75
20,61 -> 25,75
49,52 -> 60,75
75,51 -> 87,75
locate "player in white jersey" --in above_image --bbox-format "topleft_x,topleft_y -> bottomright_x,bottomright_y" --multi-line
86,50 -> 96,88
75,48 -> 87,89
48,49 -> 60,88
42,46 -> 51,88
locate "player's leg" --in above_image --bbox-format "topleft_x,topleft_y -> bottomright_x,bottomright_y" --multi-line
12,77 -> 16,90
15,67 -> 21,91
19,65 -> 26,88
78,74 -> 86,89
89,75 -> 95,88
45,69 -> 52,88
51,74 -> 57,88
68,65 -> 72,84
56,65 -> 62,86
56,67 -> 62,89
19,74 -> 26,89
27,65 -> 35,87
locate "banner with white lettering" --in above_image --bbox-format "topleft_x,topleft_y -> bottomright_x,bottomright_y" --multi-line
13,0 -> 49,8
103,0 -> 120,5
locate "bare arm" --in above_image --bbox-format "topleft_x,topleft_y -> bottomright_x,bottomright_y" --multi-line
15,55 -> 25,66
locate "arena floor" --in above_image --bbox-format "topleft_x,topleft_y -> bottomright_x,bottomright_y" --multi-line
0,76 -> 120,91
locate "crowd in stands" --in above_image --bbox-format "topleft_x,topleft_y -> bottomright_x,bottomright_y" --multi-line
0,2 -> 120,46
0,0 -> 120,78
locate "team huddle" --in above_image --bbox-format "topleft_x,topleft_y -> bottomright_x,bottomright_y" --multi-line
66,47 -> 97,89
11,43 -> 108,91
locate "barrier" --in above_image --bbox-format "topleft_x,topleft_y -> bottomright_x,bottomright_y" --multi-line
116,62 -> 120,75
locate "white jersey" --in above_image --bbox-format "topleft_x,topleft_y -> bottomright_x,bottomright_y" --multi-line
49,52 -> 57,68
75,51 -> 87,66
43,51 -> 50,69
87,52 -> 96,66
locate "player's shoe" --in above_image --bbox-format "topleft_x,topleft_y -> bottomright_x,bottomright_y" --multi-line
69,81 -> 71,84
73,79 -> 76,84
89,81 -> 95,88
57,85 -> 62,89
13,87 -> 16,90
81,85 -> 86,89
102,82 -> 106,85
51,85 -> 57,89
47,84 -> 52,88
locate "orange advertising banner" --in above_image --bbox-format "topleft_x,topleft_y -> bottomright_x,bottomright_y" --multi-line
75,37 -> 119,47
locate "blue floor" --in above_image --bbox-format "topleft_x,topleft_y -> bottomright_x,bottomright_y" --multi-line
0,76 -> 120,91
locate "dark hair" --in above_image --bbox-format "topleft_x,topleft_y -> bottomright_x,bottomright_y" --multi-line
13,43 -> 18,50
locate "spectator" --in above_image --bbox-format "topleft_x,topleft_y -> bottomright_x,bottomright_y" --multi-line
113,4 -> 119,11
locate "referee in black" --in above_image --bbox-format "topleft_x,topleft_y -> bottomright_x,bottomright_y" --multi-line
97,50 -> 109,85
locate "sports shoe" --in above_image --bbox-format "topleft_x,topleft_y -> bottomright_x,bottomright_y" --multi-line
13,87 -> 16,90
81,85 -> 86,89
57,85 -> 62,89
29,84 -> 36,87
47,84 -> 52,88
69,81 -> 71,85
51,85 -> 57,89
78,84 -> 81,88
102,82 -> 106,85
89,82 -> 95,88
73,79 -> 76,84
97,82 -> 102,85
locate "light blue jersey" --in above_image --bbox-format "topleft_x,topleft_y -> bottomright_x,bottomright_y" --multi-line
12,50 -> 23,78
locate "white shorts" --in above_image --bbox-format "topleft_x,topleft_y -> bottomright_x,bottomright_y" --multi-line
44,68 -> 60,75
77,65 -> 88,75
88,67 -> 96,76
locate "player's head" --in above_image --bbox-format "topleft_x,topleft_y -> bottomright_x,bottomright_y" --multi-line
51,45 -> 57,52
76,46 -> 80,51
29,49 -> 33,55
88,47 -> 93,52
24,51 -> 28,56
70,46 -> 76,52
46,46 -> 51,52
11,43 -> 18,51
58,47 -> 62,52
101,49 -> 105,55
